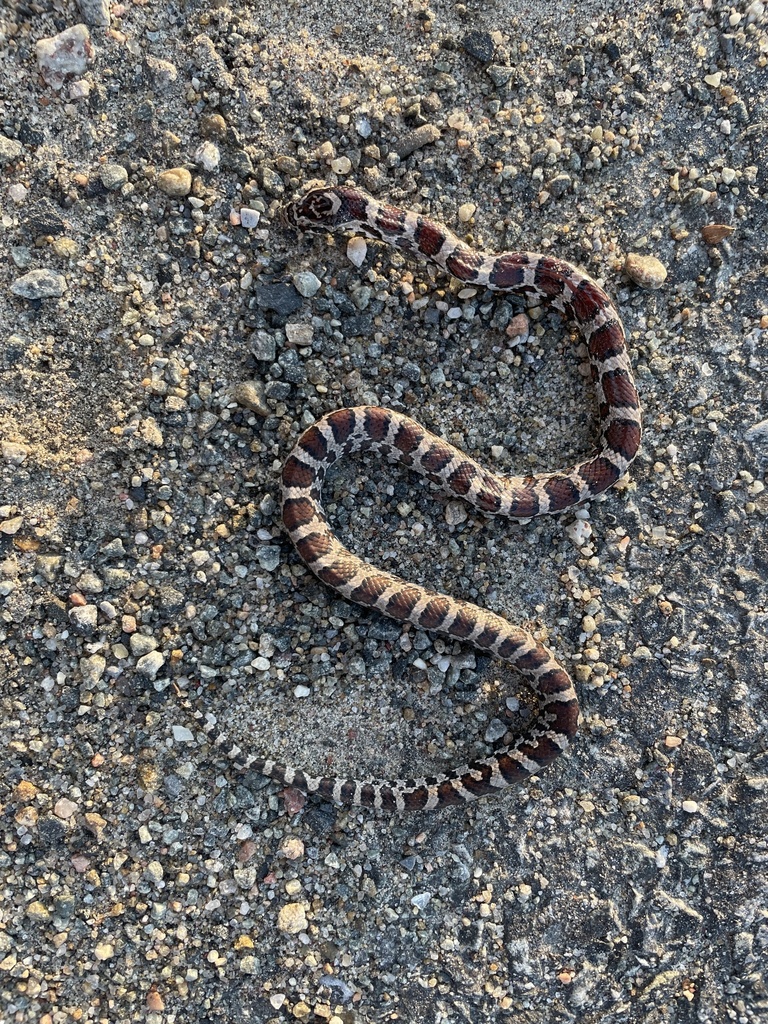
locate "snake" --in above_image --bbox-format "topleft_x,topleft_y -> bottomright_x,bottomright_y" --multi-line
199,185 -> 641,811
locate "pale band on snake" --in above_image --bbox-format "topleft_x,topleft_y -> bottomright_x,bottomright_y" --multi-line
197,185 -> 642,812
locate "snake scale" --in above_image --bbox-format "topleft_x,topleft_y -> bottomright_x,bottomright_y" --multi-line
199,185 -> 642,811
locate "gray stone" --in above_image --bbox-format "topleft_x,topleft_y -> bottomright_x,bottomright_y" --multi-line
11,269 -> 66,300
394,124 -> 441,159
293,272 -> 322,298
136,650 -> 165,678
251,331 -> 277,361
77,0 -> 110,26
100,163 -> 128,190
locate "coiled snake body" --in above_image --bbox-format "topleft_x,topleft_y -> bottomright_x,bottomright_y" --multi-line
202,186 -> 641,811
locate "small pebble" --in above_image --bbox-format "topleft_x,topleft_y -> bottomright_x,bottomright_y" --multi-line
346,236 -> 367,267
0,134 -> 23,164
484,718 -> 508,743
100,163 -> 128,190
2,441 -> 29,465
624,253 -> 667,289
394,124 -> 440,159
36,25 -> 93,89
277,902 -> 308,934
293,271 -> 322,297
136,650 -> 165,678
194,141 -> 220,171
76,0 -> 110,27
54,798 -> 78,819
156,167 -> 192,196
11,269 -> 67,300
239,207 -> 260,228
232,380 -> 269,415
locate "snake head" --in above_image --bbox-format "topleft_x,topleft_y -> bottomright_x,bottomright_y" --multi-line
280,187 -> 345,230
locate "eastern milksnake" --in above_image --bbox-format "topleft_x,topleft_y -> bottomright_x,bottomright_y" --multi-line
200,186 -> 641,811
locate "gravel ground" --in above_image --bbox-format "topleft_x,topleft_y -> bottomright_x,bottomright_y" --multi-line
2,1 -> 768,1022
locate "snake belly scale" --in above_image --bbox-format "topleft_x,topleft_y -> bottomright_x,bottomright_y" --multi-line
199,185 -> 641,812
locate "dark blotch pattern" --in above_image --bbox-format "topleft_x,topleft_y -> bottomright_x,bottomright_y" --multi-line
445,247 -> 484,279
544,476 -> 582,511
328,408 -> 357,445
419,597 -> 451,630
364,407 -> 391,442
385,588 -> 421,620
299,425 -> 327,461
447,463 -> 479,495
604,420 -> 642,462
376,205 -> 408,236
601,368 -> 639,408
282,497 -> 316,532
420,442 -> 455,474
282,455 -> 315,489
578,457 -> 621,492
394,421 -> 423,454
415,218 -> 447,257
350,575 -> 391,606
488,253 -> 527,289
569,276 -> 608,320
587,321 -> 624,360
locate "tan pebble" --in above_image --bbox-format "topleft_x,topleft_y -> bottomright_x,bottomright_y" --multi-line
156,167 -> 192,196
51,237 -> 79,257
665,735 -> 683,748
85,812 -> 107,838
279,837 -> 305,860
231,380 -> 269,415
14,779 -> 38,802
624,252 -> 667,289
292,1002 -> 312,1020
0,516 -> 23,535
277,902 -> 308,934
146,989 -> 164,1011
94,942 -> 114,961
458,202 -> 476,223
15,806 -> 38,827
26,901 -> 50,922
701,223 -> 734,244
199,113 -> 227,139
234,935 -> 254,950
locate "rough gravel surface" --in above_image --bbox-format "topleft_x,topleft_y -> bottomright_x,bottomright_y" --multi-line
1,1 -> 767,1023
